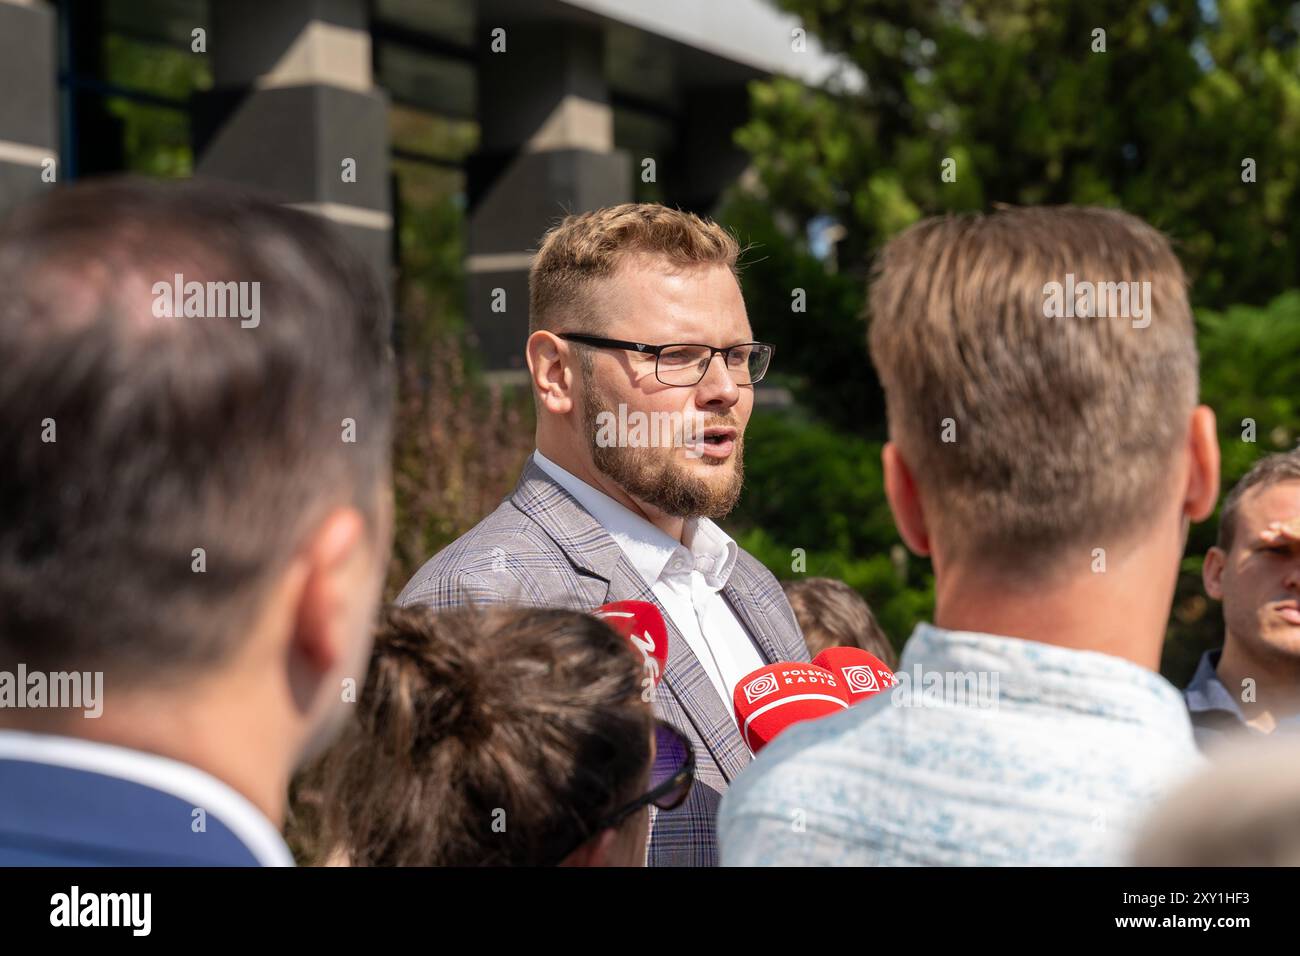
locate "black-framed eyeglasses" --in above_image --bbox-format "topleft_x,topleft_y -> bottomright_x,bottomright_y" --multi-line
558,333 -> 774,387
550,719 -> 695,865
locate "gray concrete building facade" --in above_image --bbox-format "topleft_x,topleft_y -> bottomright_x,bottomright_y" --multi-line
0,0 -> 843,369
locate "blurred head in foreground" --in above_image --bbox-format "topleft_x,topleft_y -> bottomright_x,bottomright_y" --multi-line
0,177 -> 394,827
782,577 -> 896,667
1133,737 -> 1300,865
294,605 -> 694,866
868,205 -> 1220,669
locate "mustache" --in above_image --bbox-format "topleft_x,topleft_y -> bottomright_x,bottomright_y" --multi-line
700,415 -> 742,429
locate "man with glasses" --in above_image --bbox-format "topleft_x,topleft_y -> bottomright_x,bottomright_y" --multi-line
398,203 -> 809,866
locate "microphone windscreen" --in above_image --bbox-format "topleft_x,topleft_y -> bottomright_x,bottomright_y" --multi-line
732,662 -> 850,754
812,646 -> 897,704
596,600 -> 669,701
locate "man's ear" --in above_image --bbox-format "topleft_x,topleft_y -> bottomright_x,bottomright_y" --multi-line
883,442 -> 930,557
1203,546 -> 1227,601
1185,404 -> 1221,523
558,828 -> 618,868
526,330 -> 575,415
293,507 -> 369,675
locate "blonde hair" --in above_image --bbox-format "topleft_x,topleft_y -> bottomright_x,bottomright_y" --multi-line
528,203 -> 740,335
867,205 -> 1199,572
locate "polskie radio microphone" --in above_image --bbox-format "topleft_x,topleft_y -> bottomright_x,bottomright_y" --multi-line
811,646 -> 897,704
732,662 -> 850,754
596,600 -> 669,702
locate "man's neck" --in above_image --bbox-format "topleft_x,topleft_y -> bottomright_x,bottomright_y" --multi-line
1216,636 -> 1300,733
932,548 -> 1178,672
536,443 -> 686,542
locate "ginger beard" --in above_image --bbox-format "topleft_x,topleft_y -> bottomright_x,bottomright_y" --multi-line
581,373 -> 745,520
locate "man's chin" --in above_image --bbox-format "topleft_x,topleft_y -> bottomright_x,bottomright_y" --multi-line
1259,617 -> 1300,657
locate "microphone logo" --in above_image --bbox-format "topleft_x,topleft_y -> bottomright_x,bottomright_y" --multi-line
841,664 -> 880,695
742,673 -> 780,704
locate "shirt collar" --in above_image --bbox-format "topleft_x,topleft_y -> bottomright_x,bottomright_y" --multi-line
1183,648 -> 1248,723
532,450 -> 737,590
0,730 -> 294,867
901,622 -> 1197,738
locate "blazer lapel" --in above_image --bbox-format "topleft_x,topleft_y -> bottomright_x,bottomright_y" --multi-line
512,454 -> 754,782
603,557 -> 752,783
722,561 -> 787,665
510,455 -> 627,582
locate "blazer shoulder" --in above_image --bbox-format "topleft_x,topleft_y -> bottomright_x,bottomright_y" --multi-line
733,545 -> 792,602
733,546 -> 778,580
395,497 -> 576,609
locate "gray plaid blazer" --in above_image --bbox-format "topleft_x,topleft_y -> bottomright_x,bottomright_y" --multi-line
396,453 -> 809,866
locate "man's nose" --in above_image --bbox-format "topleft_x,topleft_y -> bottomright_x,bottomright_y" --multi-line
1284,558 -> 1300,592
694,352 -> 739,405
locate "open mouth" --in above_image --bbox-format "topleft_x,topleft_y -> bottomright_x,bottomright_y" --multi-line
693,427 -> 737,459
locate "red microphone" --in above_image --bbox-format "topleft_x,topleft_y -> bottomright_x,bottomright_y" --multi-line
731,662 -> 850,754
812,646 -> 897,704
596,601 -> 669,703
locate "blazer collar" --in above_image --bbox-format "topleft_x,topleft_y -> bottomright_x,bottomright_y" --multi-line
510,454 -> 627,583
603,556 -> 753,781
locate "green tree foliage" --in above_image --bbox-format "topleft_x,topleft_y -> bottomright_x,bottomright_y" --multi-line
726,192 -> 882,433
726,408 -> 934,655
741,0 -> 1300,308
725,1 -> 1300,677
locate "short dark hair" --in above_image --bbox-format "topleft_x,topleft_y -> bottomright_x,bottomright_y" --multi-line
782,577 -> 897,667
1216,449 -> 1300,551
0,176 -> 394,682
291,604 -> 653,866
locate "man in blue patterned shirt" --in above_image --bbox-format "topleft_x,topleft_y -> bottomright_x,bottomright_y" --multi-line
719,206 -> 1220,866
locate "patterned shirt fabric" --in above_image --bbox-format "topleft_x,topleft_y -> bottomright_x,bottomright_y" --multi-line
718,623 -> 1204,866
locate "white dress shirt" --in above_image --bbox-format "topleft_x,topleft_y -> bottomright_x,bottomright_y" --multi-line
533,450 -> 765,714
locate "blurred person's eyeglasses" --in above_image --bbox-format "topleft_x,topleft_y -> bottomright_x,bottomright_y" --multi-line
550,719 -> 695,865
558,333 -> 774,387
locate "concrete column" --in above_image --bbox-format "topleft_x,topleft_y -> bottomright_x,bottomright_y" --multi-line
0,0 -> 58,219
467,20 -> 631,376
194,0 -> 392,287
